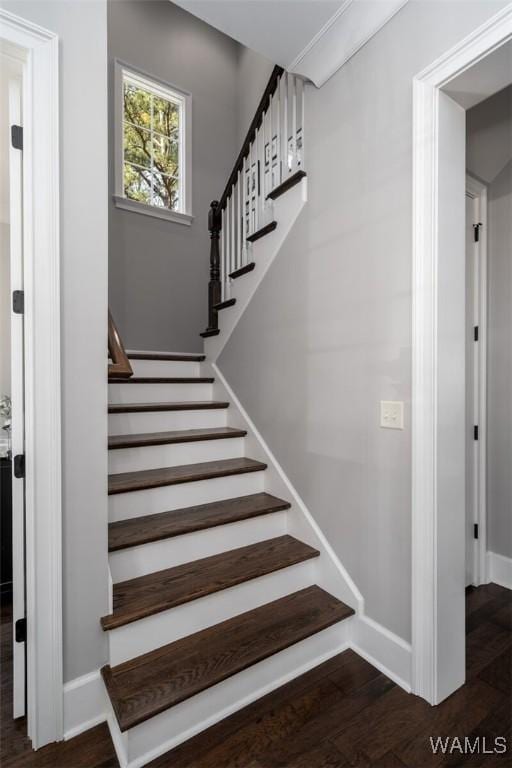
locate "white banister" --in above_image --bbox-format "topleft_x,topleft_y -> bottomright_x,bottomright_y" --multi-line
214,69 -> 306,307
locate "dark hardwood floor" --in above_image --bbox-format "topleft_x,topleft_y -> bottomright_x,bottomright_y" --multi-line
1,583 -> 510,767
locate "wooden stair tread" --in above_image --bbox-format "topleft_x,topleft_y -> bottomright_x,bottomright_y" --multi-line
108,493 -> 291,552
246,221 -> 277,243
213,298 -> 236,311
102,535 -> 318,630
101,585 -> 354,731
267,170 -> 306,200
230,262 -> 255,279
128,353 -> 205,362
108,401 -> 229,414
108,377 -> 214,384
108,426 -> 247,451
200,329 -> 220,338
108,457 -> 267,495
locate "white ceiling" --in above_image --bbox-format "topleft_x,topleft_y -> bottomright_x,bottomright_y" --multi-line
172,0 -> 408,87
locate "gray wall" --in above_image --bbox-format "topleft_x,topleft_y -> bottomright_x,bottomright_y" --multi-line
108,0 -> 241,352
0,223 -> 9,405
467,85 -> 512,183
1,0 -> 109,682
236,46 -> 274,145
219,0 -> 509,642
487,160 -> 512,559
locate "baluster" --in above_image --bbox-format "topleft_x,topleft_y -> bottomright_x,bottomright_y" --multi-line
205,200 -> 221,333
242,154 -> 248,264
295,76 -> 304,170
238,177 -> 241,263
279,72 -> 288,183
221,207 -> 227,300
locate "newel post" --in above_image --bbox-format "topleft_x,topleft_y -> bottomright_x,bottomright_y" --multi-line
206,199 -> 222,333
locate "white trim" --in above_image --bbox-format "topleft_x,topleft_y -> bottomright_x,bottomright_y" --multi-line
113,59 -> 192,219
289,0 -> 409,87
350,615 -> 412,693
466,175 -> 488,587
412,3 -> 512,706
63,671 -> 107,741
113,195 -> 193,225
487,551 -> 512,590
0,8 -> 62,748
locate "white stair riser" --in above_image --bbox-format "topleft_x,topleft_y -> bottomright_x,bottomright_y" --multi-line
108,560 -> 316,665
108,437 -> 245,474
129,360 -> 201,377
108,383 -> 212,404
108,471 -> 265,522
108,619 -> 352,768
108,409 -> 227,435
109,509 -> 288,583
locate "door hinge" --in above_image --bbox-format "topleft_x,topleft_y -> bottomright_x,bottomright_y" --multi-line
13,454 -> 25,479
474,523 -> 479,540
473,223 -> 482,242
12,290 -> 24,314
15,617 -> 26,643
11,125 -> 23,150
474,425 -> 479,441
474,326 -> 479,341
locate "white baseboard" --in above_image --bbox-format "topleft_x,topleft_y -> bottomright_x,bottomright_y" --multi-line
63,670 -> 107,740
350,614 -> 412,693
487,551 -> 512,590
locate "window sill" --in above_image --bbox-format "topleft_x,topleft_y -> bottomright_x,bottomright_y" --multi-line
113,195 -> 194,226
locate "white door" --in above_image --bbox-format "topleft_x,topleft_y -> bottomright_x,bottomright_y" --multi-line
465,191 -> 476,587
8,65 -> 26,719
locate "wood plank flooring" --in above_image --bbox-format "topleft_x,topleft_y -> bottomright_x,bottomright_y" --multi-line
1,583 -> 510,767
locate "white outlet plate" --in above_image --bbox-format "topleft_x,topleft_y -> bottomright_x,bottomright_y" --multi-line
380,401 -> 404,430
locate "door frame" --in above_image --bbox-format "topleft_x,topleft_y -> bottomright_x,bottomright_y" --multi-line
412,3 -> 512,706
466,174 -> 488,588
0,9 -> 62,748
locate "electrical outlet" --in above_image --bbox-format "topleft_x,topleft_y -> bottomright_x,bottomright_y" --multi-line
380,401 -> 404,430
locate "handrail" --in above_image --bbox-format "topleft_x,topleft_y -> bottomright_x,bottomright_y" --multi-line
108,309 -> 133,379
219,65 -> 284,211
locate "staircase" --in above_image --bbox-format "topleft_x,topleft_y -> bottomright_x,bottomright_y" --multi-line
103,351 -> 355,767
103,68 -> 357,768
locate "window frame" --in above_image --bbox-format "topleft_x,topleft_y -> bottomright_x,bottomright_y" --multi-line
114,60 -> 193,225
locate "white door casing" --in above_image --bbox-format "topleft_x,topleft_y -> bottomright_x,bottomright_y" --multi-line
412,3 -> 512,706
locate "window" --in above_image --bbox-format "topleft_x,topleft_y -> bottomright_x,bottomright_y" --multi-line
114,62 -> 192,225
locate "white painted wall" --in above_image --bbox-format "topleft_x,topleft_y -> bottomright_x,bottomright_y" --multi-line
218,0 -> 510,643
487,159 -> 512,560
1,0 -> 109,683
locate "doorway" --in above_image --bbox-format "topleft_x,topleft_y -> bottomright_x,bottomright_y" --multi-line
412,4 -> 512,706
0,8 -> 62,749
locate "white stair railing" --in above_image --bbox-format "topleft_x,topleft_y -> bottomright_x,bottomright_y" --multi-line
202,67 -> 306,335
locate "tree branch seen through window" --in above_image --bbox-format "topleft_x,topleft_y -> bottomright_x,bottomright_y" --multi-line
123,79 -> 182,210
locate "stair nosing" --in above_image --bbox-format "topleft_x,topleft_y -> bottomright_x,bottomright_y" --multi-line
108,493 -> 292,552
108,457 -> 267,495
229,262 -> 255,280
102,535 -> 319,630
101,585 -> 354,731
267,170 -> 307,200
213,298 -> 236,311
108,401 -> 229,414
246,221 -> 277,243
108,426 -> 247,451
128,353 -> 205,362
108,377 -> 214,384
